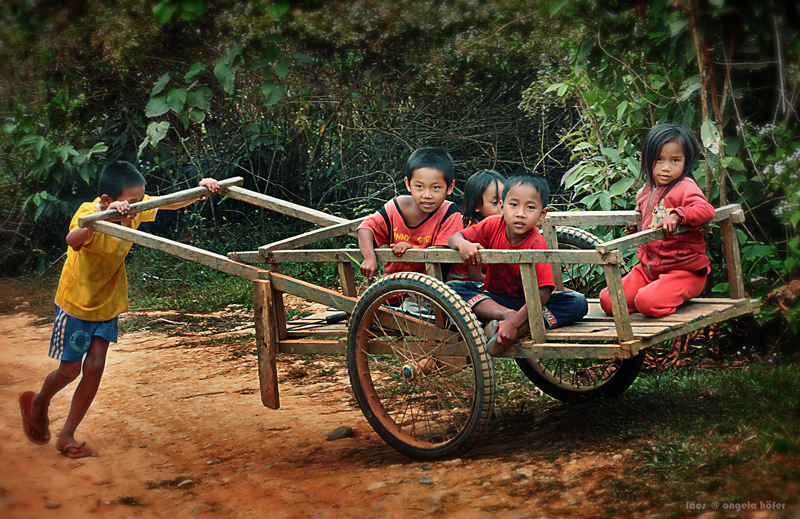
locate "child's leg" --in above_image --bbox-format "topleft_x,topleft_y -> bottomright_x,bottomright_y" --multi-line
28,361 -> 82,443
55,335 -> 110,452
543,291 -> 589,328
633,269 -> 707,318
599,264 -> 650,316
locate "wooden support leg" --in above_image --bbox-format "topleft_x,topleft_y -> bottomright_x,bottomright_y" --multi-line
337,261 -> 357,297
602,264 -> 634,342
541,219 -> 564,292
721,216 -> 745,299
519,263 -> 547,344
270,263 -> 288,340
254,279 -> 280,409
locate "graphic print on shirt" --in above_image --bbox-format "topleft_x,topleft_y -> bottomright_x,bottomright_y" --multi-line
393,227 -> 433,246
647,199 -> 674,229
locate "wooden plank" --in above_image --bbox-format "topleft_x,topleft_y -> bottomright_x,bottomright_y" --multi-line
540,219 -> 564,291
520,263 -> 547,344
287,328 -> 348,338
260,248 -> 616,265
78,177 -> 244,226
91,221 -> 269,281
258,217 -> 366,254
501,343 -> 634,359
595,204 -> 743,253
278,340 -> 345,355
337,261 -> 357,297
253,280 -> 280,409
602,264 -> 634,341
721,217 -> 745,299
269,272 -> 358,313
545,211 -> 640,226
635,300 -> 759,350
224,186 -> 347,226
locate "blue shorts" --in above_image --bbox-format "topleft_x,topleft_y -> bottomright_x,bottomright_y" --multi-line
446,281 -> 588,329
49,304 -> 118,362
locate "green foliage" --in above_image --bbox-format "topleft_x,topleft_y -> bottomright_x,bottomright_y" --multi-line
523,1 -> 799,310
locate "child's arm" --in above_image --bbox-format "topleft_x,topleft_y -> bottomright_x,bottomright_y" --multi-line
66,199 -> 133,251
661,183 -> 717,237
449,231 -> 483,267
159,178 -> 220,210
358,228 -> 379,281
496,287 -> 552,346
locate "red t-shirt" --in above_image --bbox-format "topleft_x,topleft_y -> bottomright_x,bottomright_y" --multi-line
461,214 -> 554,298
358,197 -> 463,275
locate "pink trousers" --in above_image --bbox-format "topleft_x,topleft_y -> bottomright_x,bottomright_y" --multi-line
599,264 -> 707,318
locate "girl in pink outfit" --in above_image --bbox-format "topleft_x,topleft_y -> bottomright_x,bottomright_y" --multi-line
599,124 -> 716,318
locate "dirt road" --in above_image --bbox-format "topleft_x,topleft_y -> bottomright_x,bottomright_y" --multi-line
0,312 -> 786,518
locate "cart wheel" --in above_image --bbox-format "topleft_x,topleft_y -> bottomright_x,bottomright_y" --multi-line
514,227 -> 642,403
514,353 -> 645,403
346,272 -> 495,459
555,227 -> 630,296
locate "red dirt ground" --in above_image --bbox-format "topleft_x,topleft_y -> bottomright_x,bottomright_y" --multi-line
0,312 -> 791,519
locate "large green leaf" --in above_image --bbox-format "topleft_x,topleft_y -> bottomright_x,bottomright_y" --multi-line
186,86 -> 212,110
167,87 -> 187,113
261,81 -> 285,106
152,73 -> 171,96
147,121 -> 170,148
145,96 -> 171,117
180,0 -> 205,17
274,59 -> 292,78
184,63 -> 206,83
153,1 -> 178,24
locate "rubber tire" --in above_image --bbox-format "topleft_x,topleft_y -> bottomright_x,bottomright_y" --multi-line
346,272 -> 496,459
514,226 -> 642,404
554,227 -> 630,295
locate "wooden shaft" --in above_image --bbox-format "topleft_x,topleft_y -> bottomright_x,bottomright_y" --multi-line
91,221 -> 268,280
595,204 -> 743,253
251,248 -> 614,265
545,210 -> 641,226
78,176 -> 244,226
224,186 -> 347,226
259,217 -> 365,254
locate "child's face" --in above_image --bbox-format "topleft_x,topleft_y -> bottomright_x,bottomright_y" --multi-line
100,184 -> 145,223
404,167 -> 455,213
502,183 -> 548,244
477,182 -> 504,219
653,140 -> 685,187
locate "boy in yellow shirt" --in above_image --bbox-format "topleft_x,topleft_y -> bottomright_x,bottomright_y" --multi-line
19,160 -> 218,458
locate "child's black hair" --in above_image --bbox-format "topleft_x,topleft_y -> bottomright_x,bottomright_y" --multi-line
462,169 -> 506,227
640,123 -> 700,196
98,160 -> 146,199
405,147 -> 454,185
501,174 -> 549,208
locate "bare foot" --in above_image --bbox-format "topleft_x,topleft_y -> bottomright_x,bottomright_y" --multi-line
29,393 -> 50,441
19,391 -> 50,445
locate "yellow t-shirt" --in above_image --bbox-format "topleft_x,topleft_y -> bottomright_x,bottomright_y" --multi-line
55,196 -> 158,321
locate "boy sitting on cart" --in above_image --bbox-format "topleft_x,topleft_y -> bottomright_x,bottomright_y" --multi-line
357,147 -> 463,282
447,175 -> 588,355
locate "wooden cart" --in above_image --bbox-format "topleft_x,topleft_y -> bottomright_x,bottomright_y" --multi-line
79,176 -> 759,459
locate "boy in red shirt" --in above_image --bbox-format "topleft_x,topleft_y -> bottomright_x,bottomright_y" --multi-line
358,147 -> 462,280
448,175 -> 588,355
